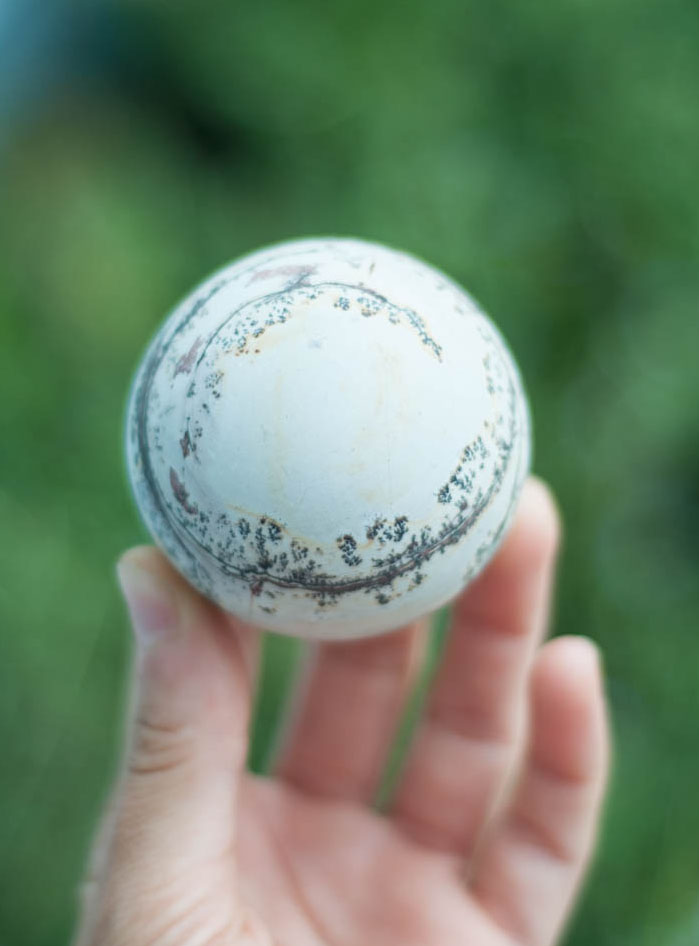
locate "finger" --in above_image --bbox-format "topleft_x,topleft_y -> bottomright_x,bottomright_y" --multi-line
275,619 -> 428,803
84,547 -> 260,901
471,636 -> 610,946
390,477 -> 561,857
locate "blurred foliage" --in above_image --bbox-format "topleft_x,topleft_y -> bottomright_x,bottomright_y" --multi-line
1,0 -> 698,943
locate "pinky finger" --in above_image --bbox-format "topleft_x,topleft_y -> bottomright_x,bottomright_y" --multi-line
470,636 -> 610,946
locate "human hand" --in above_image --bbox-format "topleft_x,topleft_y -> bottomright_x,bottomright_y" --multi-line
73,477 -> 609,946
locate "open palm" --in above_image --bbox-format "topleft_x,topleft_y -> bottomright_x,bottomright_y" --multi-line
74,479 -> 608,946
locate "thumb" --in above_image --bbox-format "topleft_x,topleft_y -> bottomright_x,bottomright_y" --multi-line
107,546 -> 259,880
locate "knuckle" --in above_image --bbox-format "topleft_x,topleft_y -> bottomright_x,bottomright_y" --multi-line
128,713 -> 194,778
427,699 -> 518,750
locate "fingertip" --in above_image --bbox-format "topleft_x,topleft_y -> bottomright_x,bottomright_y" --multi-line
476,477 -> 561,588
533,635 -> 603,700
451,477 -> 562,638
116,547 -> 181,647
116,545 -> 155,587
539,631 -> 600,664
117,545 -> 227,626
117,547 -> 263,696
531,636 -> 609,784
116,546 -> 231,664
117,545 -> 193,597
517,476 -> 563,562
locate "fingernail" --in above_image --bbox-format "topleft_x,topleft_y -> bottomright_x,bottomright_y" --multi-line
117,553 -> 179,647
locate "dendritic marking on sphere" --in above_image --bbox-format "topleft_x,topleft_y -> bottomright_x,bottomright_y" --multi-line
174,336 -> 203,376
180,282 -> 443,408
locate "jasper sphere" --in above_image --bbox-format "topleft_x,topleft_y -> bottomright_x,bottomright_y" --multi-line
125,237 -> 531,640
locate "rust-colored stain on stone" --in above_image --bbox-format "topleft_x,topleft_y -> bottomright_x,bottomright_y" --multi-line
248,264 -> 317,285
174,336 -> 203,376
169,467 -> 198,515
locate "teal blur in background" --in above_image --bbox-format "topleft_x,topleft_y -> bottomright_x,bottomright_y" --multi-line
1,2 -> 698,943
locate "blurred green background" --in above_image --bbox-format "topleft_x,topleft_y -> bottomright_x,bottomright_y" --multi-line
1,1 -> 698,943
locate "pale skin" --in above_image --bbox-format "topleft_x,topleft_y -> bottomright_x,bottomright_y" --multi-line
73,477 -> 610,946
